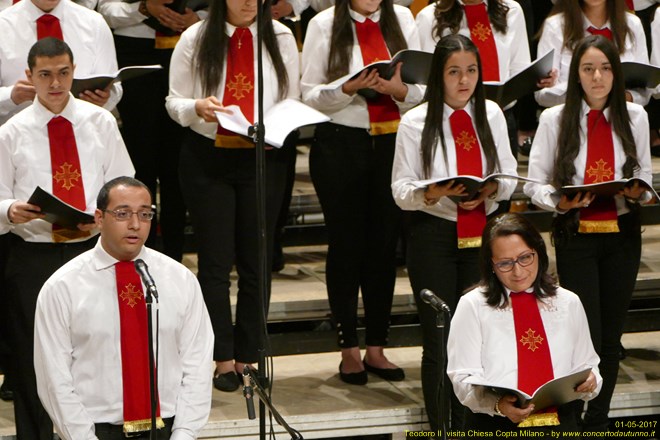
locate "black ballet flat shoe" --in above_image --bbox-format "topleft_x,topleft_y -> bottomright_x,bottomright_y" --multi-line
213,371 -> 240,392
363,359 -> 405,382
338,362 -> 368,385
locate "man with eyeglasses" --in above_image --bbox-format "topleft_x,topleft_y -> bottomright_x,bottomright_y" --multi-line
0,38 -> 134,439
34,176 -> 213,440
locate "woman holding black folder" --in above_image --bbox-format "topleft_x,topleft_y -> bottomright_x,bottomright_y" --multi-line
300,0 -> 422,386
166,0 -> 299,392
391,34 -> 517,430
524,35 -> 652,433
447,212 -> 601,432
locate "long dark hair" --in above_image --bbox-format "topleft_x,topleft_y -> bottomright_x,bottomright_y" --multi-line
547,0 -> 632,54
194,0 -> 289,99
432,0 -> 509,41
420,34 -> 499,179
552,35 -> 638,189
327,0 -> 408,81
479,213 -> 557,308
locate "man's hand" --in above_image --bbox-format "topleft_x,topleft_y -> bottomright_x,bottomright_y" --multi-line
271,0 -> 294,20
146,0 -> 198,32
10,80 -> 36,105
498,395 -> 535,424
8,201 -> 45,224
78,88 -> 110,107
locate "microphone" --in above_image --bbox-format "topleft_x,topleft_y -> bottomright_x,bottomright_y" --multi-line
420,289 -> 451,313
242,367 -> 256,420
134,259 -> 158,299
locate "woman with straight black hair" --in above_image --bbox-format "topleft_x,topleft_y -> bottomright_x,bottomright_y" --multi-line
525,35 -> 652,432
392,34 -> 517,430
447,213 -> 601,432
536,0 -> 649,107
166,0 -> 300,392
301,0 -> 422,386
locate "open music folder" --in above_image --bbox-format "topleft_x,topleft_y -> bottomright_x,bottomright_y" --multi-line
412,174 -> 541,203
27,186 -> 94,230
71,65 -> 162,96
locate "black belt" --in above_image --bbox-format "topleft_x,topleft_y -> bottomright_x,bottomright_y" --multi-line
94,417 -> 174,438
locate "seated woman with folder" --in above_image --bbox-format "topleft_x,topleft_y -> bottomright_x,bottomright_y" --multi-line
447,212 -> 601,432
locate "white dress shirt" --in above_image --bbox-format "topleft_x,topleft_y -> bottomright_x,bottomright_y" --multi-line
35,242 -> 214,440
0,0 -> 12,12
415,0 -> 531,84
524,101 -> 652,214
447,286 -> 602,416
166,19 -> 301,140
0,0 -> 122,124
301,5 -> 423,130
651,8 -> 660,98
0,96 -> 134,242
391,100 -> 518,221
535,12 -> 649,107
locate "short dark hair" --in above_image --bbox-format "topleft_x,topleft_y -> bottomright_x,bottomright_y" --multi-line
27,37 -> 74,71
97,177 -> 152,211
478,213 -> 557,308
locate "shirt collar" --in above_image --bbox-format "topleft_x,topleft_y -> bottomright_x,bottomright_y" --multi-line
32,94 -> 77,128
225,20 -> 258,37
26,0 -> 65,23
457,0 -> 488,6
582,14 -> 611,32
581,99 -> 612,122
92,239 -> 149,271
504,286 -> 534,299
443,99 -> 475,120
348,7 -> 381,23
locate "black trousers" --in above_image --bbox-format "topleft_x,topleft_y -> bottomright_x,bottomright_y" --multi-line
0,235 -> 13,390
179,130 -> 288,363
114,35 -> 187,262
554,213 -> 641,431
309,123 -> 401,348
5,235 -> 96,440
94,417 -> 174,440
405,212 -> 479,432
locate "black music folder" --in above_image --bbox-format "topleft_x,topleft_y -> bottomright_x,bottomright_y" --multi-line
621,62 -> 660,89
27,186 -> 94,230
413,173 -> 540,203
559,178 -> 658,199
71,65 -> 162,96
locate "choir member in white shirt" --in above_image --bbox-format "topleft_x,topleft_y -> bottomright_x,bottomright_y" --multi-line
97,0 -> 202,262
649,6 -> 659,151
0,0 -> 122,126
415,0 -> 556,157
535,0 -> 649,108
301,0 -> 422,388
524,35 -> 652,433
34,177 -> 213,440
0,38 -> 134,440
166,0 -> 299,393
448,213 -> 601,432
391,34 -> 517,431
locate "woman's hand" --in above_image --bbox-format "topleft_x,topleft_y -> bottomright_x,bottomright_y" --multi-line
557,191 -> 595,211
537,68 -> 558,89
498,395 -> 535,424
195,96 -> 232,123
620,181 -> 645,201
8,202 -> 44,224
459,181 -> 498,211
575,371 -> 598,394
423,180 -> 467,205
372,63 -> 408,102
341,69 -> 380,96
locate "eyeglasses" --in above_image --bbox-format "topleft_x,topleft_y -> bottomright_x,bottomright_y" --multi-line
492,252 -> 536,273
103,207 -> 155,222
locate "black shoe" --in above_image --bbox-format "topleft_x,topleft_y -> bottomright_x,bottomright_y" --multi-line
363,359 -> 405,382
0,382 -> 13,402
338,362 -> 368,385
519,137 -> 533,156
213,371 -> 240,392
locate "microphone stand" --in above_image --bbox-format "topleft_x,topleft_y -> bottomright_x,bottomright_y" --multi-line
246,0 -> 269,438
435,308 -> 451,440
145,286 -> 158,439
245,366 -> 304,440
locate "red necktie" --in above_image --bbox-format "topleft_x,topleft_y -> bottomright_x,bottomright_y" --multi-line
36,14 -> 63,41
48,116 -> 90,242
216,27 -> 255,148
354,18 -> 401,135
624,0 -> 634,11
579,110 -> 619,233
115,261 -> 164,434
586,26 -> 613,41
12,0 -> 20,4
510,291 -> 559,426
463,2 -> 500,81
450,109 -> 486,248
